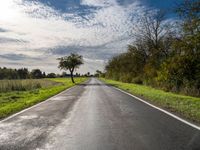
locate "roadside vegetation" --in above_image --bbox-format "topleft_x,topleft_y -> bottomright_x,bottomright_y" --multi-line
102,0 -> 200,123
0,77 -> 87,119
0,79 -> 61,92
105,0 -> 200,97
101,78 -> 200,124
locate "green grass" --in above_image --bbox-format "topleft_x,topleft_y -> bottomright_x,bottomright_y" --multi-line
0,79 -> 62,92
0,77 -> 87,119
101,78 -> 200,124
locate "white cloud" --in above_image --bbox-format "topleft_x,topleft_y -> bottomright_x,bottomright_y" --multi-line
81,0 -> 116,7
0,0 -> 151,73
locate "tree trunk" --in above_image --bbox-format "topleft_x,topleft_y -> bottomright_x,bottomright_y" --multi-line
70,71 -> 75,83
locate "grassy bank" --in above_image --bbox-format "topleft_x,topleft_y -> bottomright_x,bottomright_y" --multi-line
0,77 -> 87,119
101,78 -> 200,124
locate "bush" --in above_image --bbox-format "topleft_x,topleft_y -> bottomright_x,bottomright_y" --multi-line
131,77 -> 143,84
119,74 -> 132,83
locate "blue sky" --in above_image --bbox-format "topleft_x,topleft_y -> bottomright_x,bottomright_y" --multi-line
27,0 -> 180,11
0,0 -> 181,73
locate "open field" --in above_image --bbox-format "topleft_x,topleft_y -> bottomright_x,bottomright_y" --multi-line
101,78 -> 200,124
0,79 -> 62,92
0,77 -> 87,119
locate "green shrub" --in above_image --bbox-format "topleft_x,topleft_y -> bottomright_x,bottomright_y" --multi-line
131,77 -> 143,84
119,74 -> 132,83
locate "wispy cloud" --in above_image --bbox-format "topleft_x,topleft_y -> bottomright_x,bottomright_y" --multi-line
0,0 -> 167,73
0,53 -> 38,61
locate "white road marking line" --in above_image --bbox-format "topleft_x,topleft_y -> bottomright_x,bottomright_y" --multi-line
112,86 -> 200,131
0,85 -> 77,123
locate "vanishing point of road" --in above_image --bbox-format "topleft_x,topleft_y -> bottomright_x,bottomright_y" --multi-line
0,78 -> 199,150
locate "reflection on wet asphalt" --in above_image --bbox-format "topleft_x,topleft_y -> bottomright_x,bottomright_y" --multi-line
0,78 -> 199,150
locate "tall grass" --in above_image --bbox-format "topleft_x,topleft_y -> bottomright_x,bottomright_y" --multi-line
0,77 -> 87,119
0,79 -> 62,92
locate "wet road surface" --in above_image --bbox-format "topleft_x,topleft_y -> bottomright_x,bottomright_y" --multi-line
0,78 -> 199,150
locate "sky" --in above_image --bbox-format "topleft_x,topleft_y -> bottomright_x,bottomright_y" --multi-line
0,0 -> 181,74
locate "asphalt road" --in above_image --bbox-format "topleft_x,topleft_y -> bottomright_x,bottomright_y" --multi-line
0,78 -> 199,150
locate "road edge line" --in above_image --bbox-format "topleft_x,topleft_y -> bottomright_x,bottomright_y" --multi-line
0,85 -> 77,123
112,86 -> 200,131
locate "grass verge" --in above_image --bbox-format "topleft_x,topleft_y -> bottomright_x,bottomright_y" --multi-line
0,77 -> 87,119
101,78 -> 200,124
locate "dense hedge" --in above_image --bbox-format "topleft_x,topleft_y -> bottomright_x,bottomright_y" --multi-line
105,0 -> 200,97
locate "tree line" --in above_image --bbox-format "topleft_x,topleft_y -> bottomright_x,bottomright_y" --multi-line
0,66 -> 94,80
0,67 -> 56,79
0,67 -> 80,80
105,0 -> 200,97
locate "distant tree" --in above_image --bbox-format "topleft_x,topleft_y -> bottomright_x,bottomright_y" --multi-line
47,73 -> 56,78
31,69 -> 43,79
58,53 -> 83,83
0,67 -> 19,79
42,72 -> 46,78
87,72 -> 90,77
17,68 -> 29,79
75,73 -> 80,77
95,70 -> 102,77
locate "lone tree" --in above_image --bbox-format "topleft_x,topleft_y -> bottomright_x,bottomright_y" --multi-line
58,53 -> 83,83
